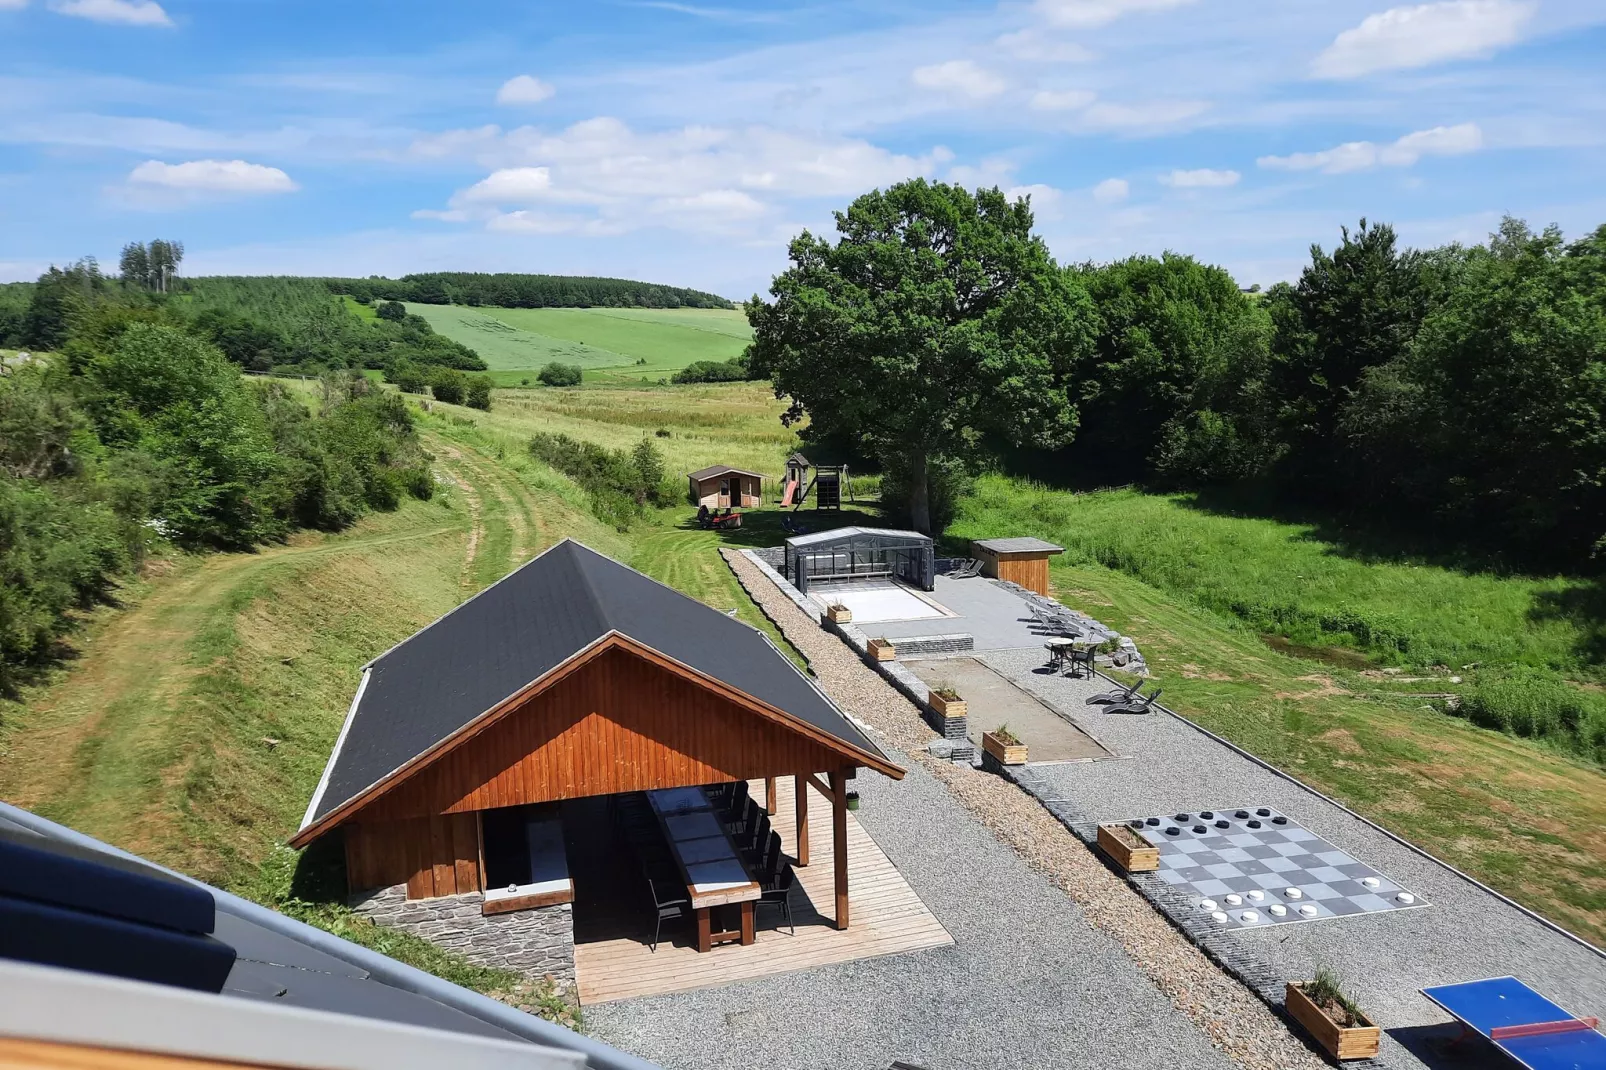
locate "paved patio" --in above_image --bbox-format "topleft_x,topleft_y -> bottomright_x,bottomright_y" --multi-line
976,647 -> 1606,1070
903,655 -> 1116,764
862,574 -> 1061,651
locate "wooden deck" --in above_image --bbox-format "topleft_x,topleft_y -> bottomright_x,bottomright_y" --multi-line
574,777 -> 951,1004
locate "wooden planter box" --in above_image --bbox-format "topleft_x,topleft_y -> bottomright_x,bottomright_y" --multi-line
928,691 -> 966,719
867,638 -> 896,662
825,605 -> 853,624
981,731 -> 1027,766
1285,983 -> 1381,1061
1097,823 -> 1159,872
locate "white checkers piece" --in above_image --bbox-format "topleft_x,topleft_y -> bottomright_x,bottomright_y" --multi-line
1298,904 -> 1319,917
1285,888 -> 1304,900
1211,911 -> 1229,923
1224,893 -> 1243,906
1268,904 -> 1288,917
1199,899 -> 1218,911
1240,910 -> 1260,923
1247,890 -> 1265,902
1360,876 -> 1381,889
1396,892 -> 1416,905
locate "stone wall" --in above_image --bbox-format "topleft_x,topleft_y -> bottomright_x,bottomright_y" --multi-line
350,885 -> 576,994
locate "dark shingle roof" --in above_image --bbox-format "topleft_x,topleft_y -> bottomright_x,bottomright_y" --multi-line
305,540 -> 885,826
973,537 -> 1065,555
688,464 -> 762,482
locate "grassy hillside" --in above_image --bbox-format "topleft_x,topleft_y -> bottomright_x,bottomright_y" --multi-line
404,304 -> 751,385
4,375 -> 1604,950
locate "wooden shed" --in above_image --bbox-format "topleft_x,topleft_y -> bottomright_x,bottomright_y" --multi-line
971,537 -> 1065,596
291,540 -> 902,939
687,465 -> 762,509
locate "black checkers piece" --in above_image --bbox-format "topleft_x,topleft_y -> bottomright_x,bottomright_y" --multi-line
1247,819 -> 1262,829
1165,826 -> 1180,836
1200,811 -> 1214,819
1256,808 -> 1271,817
1174,813 -> 1190,822
1146,817 -> 1161,826
1130,819 -> 1145,828
1192,825 -> 1207,834
1215,820 -> 1229,828
1272,816 -> 1288,825
1235,810 -> 1249,819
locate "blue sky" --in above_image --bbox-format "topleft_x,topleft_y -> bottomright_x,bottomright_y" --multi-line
2,0 -> 1603,297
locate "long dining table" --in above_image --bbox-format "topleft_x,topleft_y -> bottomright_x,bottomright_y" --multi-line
646,786 -> 762,952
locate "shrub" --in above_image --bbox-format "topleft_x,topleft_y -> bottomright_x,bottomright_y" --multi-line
375,300 -> 407,321
465,375 -> 493,411
431,367 -> 468,405
527,431 -> 673,529
1447,667 -> 1606,764
537,362 -> 583,387
671,357 -> 751,384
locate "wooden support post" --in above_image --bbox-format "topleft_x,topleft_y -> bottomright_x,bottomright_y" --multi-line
794,773 -> 810,866
830,768 -> 849,930
764,776 -> 777,815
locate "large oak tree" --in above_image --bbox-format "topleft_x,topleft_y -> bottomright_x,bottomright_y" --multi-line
747,180 -> 1096,533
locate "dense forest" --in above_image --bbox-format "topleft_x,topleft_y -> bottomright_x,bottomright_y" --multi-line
322,272 -> 733,309
752,183 -> 1606,572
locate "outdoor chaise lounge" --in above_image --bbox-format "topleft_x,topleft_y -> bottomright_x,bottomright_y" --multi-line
946,558 -> 984,579
1088,680 -> 1144,705
1104,689 -> 1161,715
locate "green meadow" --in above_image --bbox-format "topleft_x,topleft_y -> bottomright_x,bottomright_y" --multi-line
404,303 -> 752,385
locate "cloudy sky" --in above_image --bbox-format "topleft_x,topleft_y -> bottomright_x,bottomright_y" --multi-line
2,0 -> 1603,296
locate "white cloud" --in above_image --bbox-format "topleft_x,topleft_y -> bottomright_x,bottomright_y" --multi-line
1161,167 -> 1241,188
0,0 -> 28,9
127,158 -> 298,193
1005,182 -> 1065,220
995,30 -> 1095,63
496,74 -> 555,106
1081,99 -> 1209,131
48,0 -> 172,25
1030,89 -> 1096,112
910,60 -> 1006,100
1258,122 -> 1483,173
1035,0 -> 1195,29
416,117 -> 942,238
1313,1 -> 1536,79
1092,177 -> 1129,203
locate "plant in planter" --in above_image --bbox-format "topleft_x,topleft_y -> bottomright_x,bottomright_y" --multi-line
866,637 -> 896,661
1096,823 -> 1159,871
928,685 -> 966,719
825,602 -> 853,623
981,723 -> 1027,765
1286,967 -> 1380,1061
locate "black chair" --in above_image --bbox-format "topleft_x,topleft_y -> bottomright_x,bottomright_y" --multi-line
646,877 -> 690,952
757,830 -> 782,882
1067,645 -> 1097,679
722,780 -> 750,819
756,865 -> 796,934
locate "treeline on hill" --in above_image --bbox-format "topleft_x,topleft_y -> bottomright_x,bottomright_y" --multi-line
0,304 -> 435,692
671,352 -> 760,384
0,264 -> 485,376
526,431 -> 674,530
1052,217 -> 1606,570
323,273 -> 733,310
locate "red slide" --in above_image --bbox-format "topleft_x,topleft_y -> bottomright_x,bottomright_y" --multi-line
781,479 -> 799,506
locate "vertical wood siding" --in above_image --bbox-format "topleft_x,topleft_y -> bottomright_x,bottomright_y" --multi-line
344,812 -> 481,897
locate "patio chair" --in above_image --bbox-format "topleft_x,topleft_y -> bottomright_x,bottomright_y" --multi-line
1105,689 -> 1161,715
1066,645 -> 1097,678
947,558 -> 984,579
645,877 -> 691,952
719,780 -> 749,820
756,865 -> 797,935
1086,680 -> 1143,705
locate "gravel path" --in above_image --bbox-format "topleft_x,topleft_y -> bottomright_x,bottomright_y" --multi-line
982,646 -> 1606,1070
692,550 -> 1330,1070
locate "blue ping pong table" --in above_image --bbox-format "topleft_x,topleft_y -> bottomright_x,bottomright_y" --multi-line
1422,977 -> 1605,1070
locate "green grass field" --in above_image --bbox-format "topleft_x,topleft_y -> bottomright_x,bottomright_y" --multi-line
404,304 -> 752,385
4,370 -> 1604,954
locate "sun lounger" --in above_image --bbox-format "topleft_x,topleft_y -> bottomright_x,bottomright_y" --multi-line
1104,689 -> 1160,715
947,558 -> 984,579
1087,680 -> 1143,705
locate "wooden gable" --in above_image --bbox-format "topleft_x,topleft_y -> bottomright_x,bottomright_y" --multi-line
338,643 -> 863,827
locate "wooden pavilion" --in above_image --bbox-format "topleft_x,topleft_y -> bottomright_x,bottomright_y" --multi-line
290,540 -> 903,948
687,465 -> 763,509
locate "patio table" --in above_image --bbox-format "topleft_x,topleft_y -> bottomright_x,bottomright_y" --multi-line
647,787 -> 761,952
